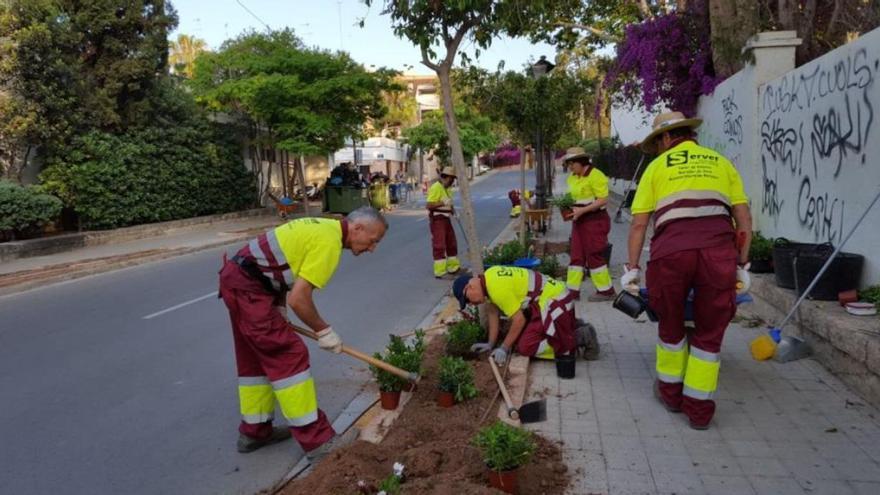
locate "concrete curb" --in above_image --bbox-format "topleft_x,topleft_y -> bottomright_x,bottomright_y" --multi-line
0,208 -> 275,263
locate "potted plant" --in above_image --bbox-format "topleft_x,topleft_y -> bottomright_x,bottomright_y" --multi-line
535,254 -> 564,278
371,331 -> 425,410
437,356 -> 478,407
445,319 -> 486,358
371,351 -> 406,410
482,239 -> 527,267
549,193 -> 575,221
387,330 -> 426,392
472,421 -> 536,493
749,232 -> 774,273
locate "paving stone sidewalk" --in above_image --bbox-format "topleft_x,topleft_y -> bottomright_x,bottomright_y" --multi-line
523,167 -> 880,494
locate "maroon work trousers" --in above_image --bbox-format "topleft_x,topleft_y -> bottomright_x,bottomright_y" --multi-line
646,244 -> 737,425
516,293 -> 578,357
218,260 -> 335,452
430,216 -> 457,260
570,210 -> 611,271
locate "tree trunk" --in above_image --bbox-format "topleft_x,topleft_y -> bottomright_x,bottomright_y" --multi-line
297,155 -> 312,216
778,0 -> 796,29
437,64 -> 482,275
797,0 -> 819,65
519,145 -> 527,248
418,149 -> 424,193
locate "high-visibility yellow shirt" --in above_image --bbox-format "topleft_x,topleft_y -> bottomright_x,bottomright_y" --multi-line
567,167 -> 609,205
427,181 -> 453,203
485,266 -> 566,318
274,218 -> 343,289
631,140 -> 748,215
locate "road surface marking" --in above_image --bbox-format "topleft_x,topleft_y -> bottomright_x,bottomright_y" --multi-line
143,291 -> 218,319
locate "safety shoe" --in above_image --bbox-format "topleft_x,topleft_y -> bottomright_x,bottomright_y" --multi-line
306,427 -> 360,466
653,382 -> 682,413
688,419 -> 711,431
575,323 -> 600,361
237,426 -> 291,453
587,290 -> 616,302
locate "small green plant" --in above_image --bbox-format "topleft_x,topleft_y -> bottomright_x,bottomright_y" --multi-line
535,254 -> 562,277
438,356 -> 478,402
750,232 -> 774,261
377,472 -> 401,494
858,285 -> 880,305
0,180 -> 63,241
445,319 -> 486,357
549,193 -> 575,210
483,239 -> 527,265
472,421 -> 536,472
371,331 -> 425,392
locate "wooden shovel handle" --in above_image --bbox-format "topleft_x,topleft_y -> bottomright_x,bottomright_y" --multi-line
489,358 -> 519,420
288,323 -> 419,383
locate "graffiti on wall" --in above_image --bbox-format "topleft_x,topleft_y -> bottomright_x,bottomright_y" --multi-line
759,47 -> 877,243
722,89 -> 744,146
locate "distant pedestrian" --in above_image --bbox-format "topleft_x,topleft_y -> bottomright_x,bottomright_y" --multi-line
621,111 -> 752,430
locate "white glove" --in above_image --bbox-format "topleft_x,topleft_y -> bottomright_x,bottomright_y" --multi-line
621,265 -> 641,293
491,345 -> 509,365
470,342 -> 493,354
736,263 -> 751,295
316,327 -> 342,353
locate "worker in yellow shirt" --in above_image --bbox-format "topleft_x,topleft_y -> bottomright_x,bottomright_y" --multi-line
507,189 -> 533,218
622,111 -> 752,430
218,207 -> 387,462
426,166 -> 460,277
563,147 -> 616,301
452,266 -> 583,364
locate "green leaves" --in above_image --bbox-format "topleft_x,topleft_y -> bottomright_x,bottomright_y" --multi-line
0,180 -> 62,239
445,319 -> 487,357
371,330 -> 426,392
437,356 -> 478,402
472,420 -> 536,471
401,105 -> 498,164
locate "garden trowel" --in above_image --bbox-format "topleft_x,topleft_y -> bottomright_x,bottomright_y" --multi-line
488,358 -> 546,424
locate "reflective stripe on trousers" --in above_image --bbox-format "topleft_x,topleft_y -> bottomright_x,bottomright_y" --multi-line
683,346 -> 720,400
656,337 -> 688,384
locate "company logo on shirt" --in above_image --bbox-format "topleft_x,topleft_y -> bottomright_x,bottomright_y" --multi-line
667,150 -> 689,166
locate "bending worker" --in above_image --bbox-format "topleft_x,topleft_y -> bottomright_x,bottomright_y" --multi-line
218,207 -> 388,461
621,111 -> 752,430
563,147 -> 616,301
452,266 -> 582,364
426,166 -> 461,277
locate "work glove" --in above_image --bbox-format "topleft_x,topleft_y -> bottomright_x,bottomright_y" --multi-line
621,265 -> 641,293
736,263 -> 751,295
316,327 -> 343,354
470,342 -> 493,354
491,345 -> 509,365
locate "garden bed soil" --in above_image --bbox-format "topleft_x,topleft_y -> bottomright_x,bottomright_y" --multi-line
280,336 -> 571,494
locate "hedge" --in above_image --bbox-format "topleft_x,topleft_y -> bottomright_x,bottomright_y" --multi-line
0,180 -> 63,241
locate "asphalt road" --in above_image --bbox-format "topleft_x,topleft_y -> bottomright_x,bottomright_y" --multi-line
0,168 -> 531,495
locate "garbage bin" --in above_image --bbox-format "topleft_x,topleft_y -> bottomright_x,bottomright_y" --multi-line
369,182 -> 390,210
323,185 -> 369,214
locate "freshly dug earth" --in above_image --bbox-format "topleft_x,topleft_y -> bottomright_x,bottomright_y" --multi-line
281,336 -> 571,494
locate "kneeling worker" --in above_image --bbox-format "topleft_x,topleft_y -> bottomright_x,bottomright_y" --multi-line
452,266 -> 579,364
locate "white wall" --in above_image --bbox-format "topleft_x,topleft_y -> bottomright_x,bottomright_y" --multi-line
694,28 -> 880,284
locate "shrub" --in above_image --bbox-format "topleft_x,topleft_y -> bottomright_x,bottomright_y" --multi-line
483,239 -> 527,266
535,254 -> 563,278
437,356 -> 478,402
548,193 -> 575,210
472,421 -> 536,472
371,331 -> 425,392
858,285 -> 880,305
0,180 -> 62,240
750,232 -> 774,261
445,319 -> 486,357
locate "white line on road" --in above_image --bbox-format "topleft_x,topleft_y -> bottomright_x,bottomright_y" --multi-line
142,291 -> 218,319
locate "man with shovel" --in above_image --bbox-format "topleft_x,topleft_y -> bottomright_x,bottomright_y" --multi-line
218,207 -> 387,462
426,166 -> 461,278
452,266 -> 594,363
621,111 -> 752,430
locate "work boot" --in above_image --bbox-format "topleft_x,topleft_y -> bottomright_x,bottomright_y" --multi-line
306,427 -> 360,466
237,426 -> 291,453
575,322 -> 600,361
688,419 -> 711,430
653,382 -> 682,413
587,289 -> 616,302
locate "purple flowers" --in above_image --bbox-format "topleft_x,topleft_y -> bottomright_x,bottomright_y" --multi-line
604,6 -> 721,116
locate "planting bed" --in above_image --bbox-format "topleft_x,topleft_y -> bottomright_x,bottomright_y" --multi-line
280,335 -> 570,494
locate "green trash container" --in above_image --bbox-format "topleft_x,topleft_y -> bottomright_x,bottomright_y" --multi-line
323,186 -> 369,214
369,183 -> 390,210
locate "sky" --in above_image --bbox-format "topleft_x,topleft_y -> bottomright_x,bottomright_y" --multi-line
169,0 -> 559,75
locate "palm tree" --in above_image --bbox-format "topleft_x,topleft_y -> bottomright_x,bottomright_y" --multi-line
169,34 -> 207,78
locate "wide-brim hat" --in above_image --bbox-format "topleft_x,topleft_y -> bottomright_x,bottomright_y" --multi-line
440,166 -> 457,178
640,111 -> 702,153
562,146 -> 590,163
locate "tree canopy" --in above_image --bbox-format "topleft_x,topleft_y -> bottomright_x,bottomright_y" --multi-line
402,106 -> 498,165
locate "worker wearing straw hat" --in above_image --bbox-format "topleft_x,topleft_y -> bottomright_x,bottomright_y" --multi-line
621,110 -> 753,430
563,147 -> 616,301
426,166 -> 461,277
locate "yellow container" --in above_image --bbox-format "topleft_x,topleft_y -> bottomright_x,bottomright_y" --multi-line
749,334 -> 777,361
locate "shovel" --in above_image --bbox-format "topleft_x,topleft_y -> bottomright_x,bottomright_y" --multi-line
288,323 -> 419,383
488,358 -> 546,424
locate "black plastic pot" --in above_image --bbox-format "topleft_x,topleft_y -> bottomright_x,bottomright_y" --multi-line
772,239 -> 826,289
555,354 -> 576,379
794,250 -> 864,301
613,291 -> 646,318
749,258 -> 774,273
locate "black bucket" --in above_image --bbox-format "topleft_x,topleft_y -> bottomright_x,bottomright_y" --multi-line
772,239 -> 824,289
794,250 -> 864,301
613,291 -> 646,318
555,353 -> 576,379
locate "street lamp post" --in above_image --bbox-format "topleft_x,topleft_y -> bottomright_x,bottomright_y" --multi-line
531,55 -> 555,209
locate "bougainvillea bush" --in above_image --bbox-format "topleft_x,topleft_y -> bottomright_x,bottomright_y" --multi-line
604,3 -> 721,116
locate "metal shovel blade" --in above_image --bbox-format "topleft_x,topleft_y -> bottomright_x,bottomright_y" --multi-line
774,336 -> 811,363
516,399 -> 547,424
